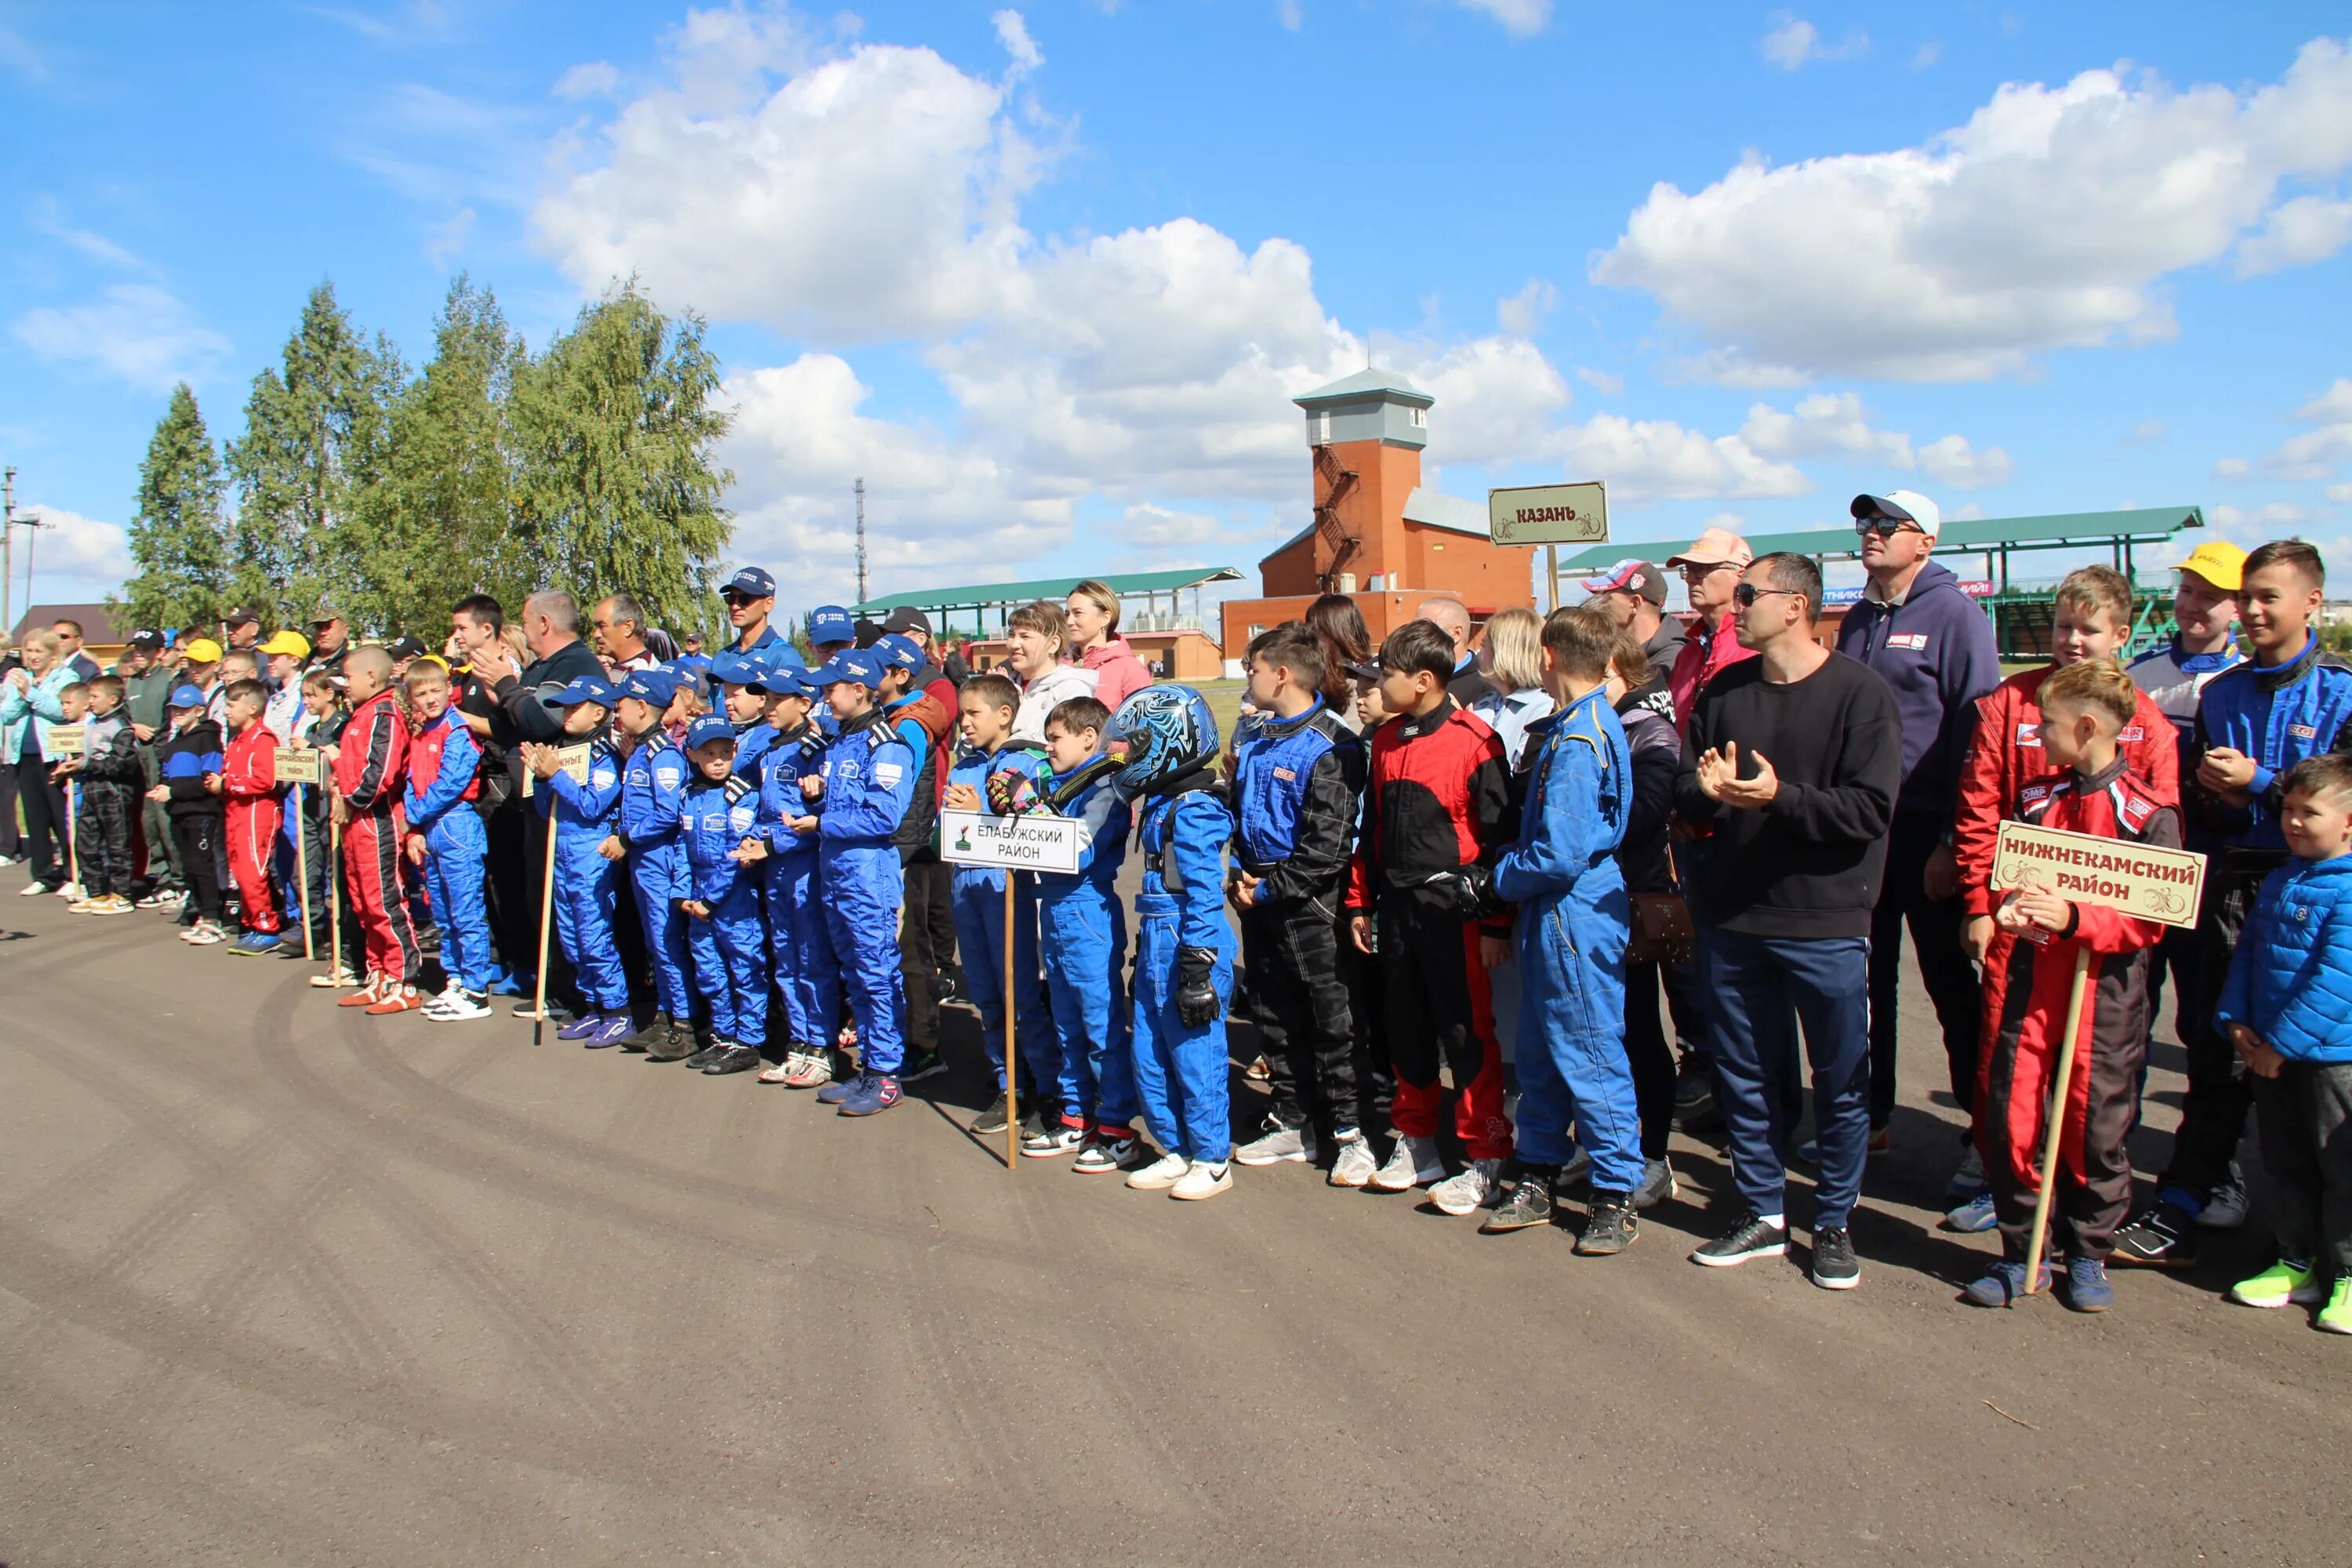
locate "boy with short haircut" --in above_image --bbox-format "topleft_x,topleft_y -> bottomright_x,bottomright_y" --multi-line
210,648 -> 260,728
152,684 -> 228,944
330,648 -> 423,1011
1961,658 -> 2179,1312
744,667 -> 835,1085
803,649 -> 918,1116
1346,619 -> 1515,1208
64,675 -> 140,913
876,631 -> 955,1084
1483,605 -> 1644,1252
2217,754 -> 2352,1330
219,678 -> 288,954
709,652 -> 778,785
612,666 -> 696,1059
1111,686 -> 1241,1200
941,671 -> 1056,1132
674,717 -> 768,1076
401,660 -> 494,1022
1021,695 -> 1142,1170
524,677 -> 633,1047
2116,540 -> 2352,1267
1229,623 -> 1374,1185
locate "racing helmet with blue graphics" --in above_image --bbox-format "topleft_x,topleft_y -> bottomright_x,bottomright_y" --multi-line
1106,684 -> 1219,799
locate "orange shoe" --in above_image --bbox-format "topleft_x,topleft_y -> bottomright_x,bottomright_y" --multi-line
337,975 -> 387,1008
365,985 -> 423,1015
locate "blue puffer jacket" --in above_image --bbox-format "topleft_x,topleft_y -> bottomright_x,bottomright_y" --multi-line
2216,855 -> 2352,1064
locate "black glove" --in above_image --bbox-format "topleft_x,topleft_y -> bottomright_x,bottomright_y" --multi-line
1421,862 -> 1496,920
1175,946 -> 1219,1027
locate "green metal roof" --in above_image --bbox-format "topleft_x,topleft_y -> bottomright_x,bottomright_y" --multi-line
849,565 -> 1243,617
1548,505 -> 2205,574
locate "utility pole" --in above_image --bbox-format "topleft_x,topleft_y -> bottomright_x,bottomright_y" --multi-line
854,477 -> 868,607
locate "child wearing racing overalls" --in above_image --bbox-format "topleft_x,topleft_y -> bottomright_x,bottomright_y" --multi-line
676,715 -> 768,1078
525,676 -> 631,1048
220,678 -> 288,955
744,668 -> 840,1088
401,660 -> 493,1022
615,667 -> 696,1061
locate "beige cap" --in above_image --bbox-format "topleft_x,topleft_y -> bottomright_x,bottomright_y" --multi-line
1667,527 -> 1755,571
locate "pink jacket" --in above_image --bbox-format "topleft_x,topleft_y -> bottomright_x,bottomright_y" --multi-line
1075,637 -> 1152,715
1666,615 -> 1755,734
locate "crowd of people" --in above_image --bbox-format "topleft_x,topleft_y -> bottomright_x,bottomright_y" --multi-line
5,492 -> 2350,1325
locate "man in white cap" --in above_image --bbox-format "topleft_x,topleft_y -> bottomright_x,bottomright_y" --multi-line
1664,526 -> 1757,731
1581,560 -> 1686,684
1835,488 -> 2000,1171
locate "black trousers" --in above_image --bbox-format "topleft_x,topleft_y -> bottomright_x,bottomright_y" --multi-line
1244,898 -> 1363,1135
0,754 -> 19,858
77,783 -> 136,898
170,814 -> 224,922
2253,1060 -> 2352,1275
1868,813 -> 1984,1127
1624,958 -> 1679,1160
898,848 -> 949,1056
14,753 -> 68,887
2158,863 -> 2269,1203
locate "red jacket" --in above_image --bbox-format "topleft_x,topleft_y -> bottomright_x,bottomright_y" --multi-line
334,689 -> 410,815
1666,615 -> 1755,733
1955,666 -> 2178,919
1346,698 -> 1512,934
222,721 -> 284,829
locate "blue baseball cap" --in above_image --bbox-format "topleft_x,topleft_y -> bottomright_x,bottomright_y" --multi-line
813,649 -> 884,690
808,605 -> 855,647
707,651 -> 764,688
167,684 -> 206,709
544,675 -> 618,710
619,667 -> 683,708
683,715 -> 736,751
873,632 -> 924,673
752,666 -> 811,700
724,566 -> 776,599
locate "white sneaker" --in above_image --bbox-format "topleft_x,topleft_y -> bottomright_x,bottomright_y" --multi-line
309,965 -> 359,988
181,920 -> 227,946
1430,1157 -> 1506,1216
427,990 -> 494,1022
2199,1162 -> 2250,1230
1125,1151 -> 1190,1190
1368,1134 -> 1445,1192
1170,1160 -> 1232,1201
1328,1131 -> 1378,1188
56,881 -> 84,899
20,879 -> 52,895
1233,1121 -> 1315,1167
1946,1145 -> 1988,1199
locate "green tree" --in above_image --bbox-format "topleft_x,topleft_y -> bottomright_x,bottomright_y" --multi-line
511,279 -> 734,633
114,382 -> 231,631
223,281 -> 403,626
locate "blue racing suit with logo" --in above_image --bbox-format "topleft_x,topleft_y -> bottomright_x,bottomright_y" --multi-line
813,709 -> 917,1073
1492,686 -> 1640,1188
536,737 -> 630,1013
681,774 -> 767,1047
2191,633 -> 2352,858
1036,760 -> 1137,1131
756,723 -> 831,1051
731,717 -> 779,791
1131,782 -> 1237,1163
402,710 -> 491,994
947,741 -> 1057,1091
621,730 -> 694,1022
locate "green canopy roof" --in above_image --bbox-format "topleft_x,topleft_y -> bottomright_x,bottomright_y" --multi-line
1548,505 -> 2205,574
850,565 -> 1242,618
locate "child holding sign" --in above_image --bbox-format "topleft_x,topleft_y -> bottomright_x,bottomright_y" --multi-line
1964,659 -> 2181,1312
2217,754 -> 2352,1332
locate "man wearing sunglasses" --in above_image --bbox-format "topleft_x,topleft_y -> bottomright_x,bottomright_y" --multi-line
1835,489 -> 2001,1178
1664,527 -> 1759,733
722,567 -> 787,658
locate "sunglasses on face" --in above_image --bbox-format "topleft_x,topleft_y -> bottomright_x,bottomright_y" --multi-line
1853,516 -> 1922,538
1733,584 -> 1802,608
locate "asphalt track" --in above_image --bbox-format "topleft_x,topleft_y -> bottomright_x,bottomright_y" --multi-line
4,866 -> 2350,1567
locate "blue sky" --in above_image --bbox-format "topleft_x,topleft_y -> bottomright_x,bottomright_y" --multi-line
4,1 -> 2348,629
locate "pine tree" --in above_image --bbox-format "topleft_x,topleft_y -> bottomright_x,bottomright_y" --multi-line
511,279 -> 734,637
114,383 -> 231,632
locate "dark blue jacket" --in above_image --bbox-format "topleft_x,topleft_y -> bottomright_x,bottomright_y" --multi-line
2190,633 -> 2352,857
2217,854 -> 2352,1063
1834,559 -> 2000,819
1231,697 -> 1364,911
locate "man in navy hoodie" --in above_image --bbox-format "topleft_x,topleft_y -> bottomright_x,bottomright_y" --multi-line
1835,490 -> 2000,1188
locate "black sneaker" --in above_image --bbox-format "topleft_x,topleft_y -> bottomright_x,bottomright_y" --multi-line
647,1021 -> 696,1062
702,1044 -> 763,1076
1671,1056 -> 1722,1134
1632,1156 -> 1678,1210
2110,1202 -> 2200,1269
1576,1191 -> 1639,1256
1690,1210 -> 1787,1268
682,1040 -> 732,1070
970,1093 -> 1011,1136
1479,1167 -> 1557,1233
617,1011 -> 670,1052
901,1049 -> 948,1084
1809,1226 -> 1860,1290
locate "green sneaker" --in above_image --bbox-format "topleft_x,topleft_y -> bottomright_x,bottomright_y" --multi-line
2319,1278 -> 2352,1336
2228,1260 -> 2324,1309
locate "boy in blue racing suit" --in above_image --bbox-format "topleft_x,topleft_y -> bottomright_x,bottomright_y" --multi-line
525,677 -> 633,1047
740,668 -> 836,1087
615,666 -> 696,1061
675,716 -> 769,1077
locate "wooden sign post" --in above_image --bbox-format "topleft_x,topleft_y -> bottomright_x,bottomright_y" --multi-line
51,725 -> 85,895
938,807 -> 1084,1169
524,742 -> 593,1045
276,749 -> 325,961
1989,820 -> 2206,1293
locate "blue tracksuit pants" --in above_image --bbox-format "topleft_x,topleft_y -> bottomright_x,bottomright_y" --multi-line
555,849 -> 629,1012
1130,901 -> 1233,1162
631,848 -> 691,1022
688,880 -> 767,1047
951,870 -> 1058,1091
1040,889 -> 1137,1130
819,844 -> 906,1075
764,854 -> 826,1048
423,812 -> 492,994
1512,893 -> 1643,1190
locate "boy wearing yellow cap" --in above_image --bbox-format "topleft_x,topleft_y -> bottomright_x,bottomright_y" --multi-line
260,630 -> 314,742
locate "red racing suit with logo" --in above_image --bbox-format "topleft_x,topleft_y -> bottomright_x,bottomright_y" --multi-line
1973,757 -> 2180,1261
221,720 -> 285,933
1955,665 -> 2178,920
333,688 -> 420,984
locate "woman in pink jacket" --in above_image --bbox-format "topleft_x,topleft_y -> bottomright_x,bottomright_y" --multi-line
1064,579 -> 1154,715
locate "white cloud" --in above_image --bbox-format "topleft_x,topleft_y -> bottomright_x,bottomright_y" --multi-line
2210,501 -> 2311,536
1457,0 -> 1552,38
2298,379 -> 2352,423
1496,278 -> 1557,335
11,284 -> 231,391
1552,415 -> 1809,500
17,505 -> 133,594
1576,366 -> 1624,397
2259,378 -> 2352,480
424,205 -> 475,269
1759,12 -> 1867,70
554,60 -> 619,100
2212,456 -> 2252,479
2234,193 -> 2352,276
1916,433 -> 2014,488
992,10 -> 1043,73
2126,418 -> 2165,443
1911,41 -> 1943,71
1596,37 -> 2352,383
2327,481 -> 2352,503
29,198 -> 152,276
1739,390 -> 1913,465
1276,1 -> 1302,33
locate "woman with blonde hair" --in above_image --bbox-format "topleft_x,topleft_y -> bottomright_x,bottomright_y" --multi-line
1,629 -> 79,891
1063,579 -> 1152,713
1472,606 -> 1552,768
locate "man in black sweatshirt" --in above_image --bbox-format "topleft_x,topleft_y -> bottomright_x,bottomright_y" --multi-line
1675,552 -> 1902,1290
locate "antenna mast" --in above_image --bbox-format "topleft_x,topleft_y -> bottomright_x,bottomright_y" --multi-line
854,477 -> 868,607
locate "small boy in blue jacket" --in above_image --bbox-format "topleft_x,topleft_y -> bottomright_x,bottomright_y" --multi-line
1108,687 -> 1240,1200
1020,695 -> 1139,1173
526,677 -> 632,1047
676,716 -> 767,1078
401,661 -> 493,1022
2218,753 -> 2352,1332
615,667 -> 696,1062
941,670 -> 1057,1137
739,667 -> 833,1087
